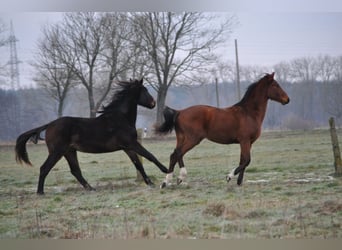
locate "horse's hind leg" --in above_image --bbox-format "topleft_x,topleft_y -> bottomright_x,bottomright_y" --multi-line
124,150 -> 154,187
177,157 -> 187,185
37,152 -> 63,195
175,138 -> 202,185
162,137 -> 201,188
64,150 -> 95,191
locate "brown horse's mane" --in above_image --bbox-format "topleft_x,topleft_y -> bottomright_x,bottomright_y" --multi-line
234,74 -> 270,107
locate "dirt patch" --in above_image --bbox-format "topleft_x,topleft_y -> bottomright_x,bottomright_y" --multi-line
316,200 -> 342,215
203,202 -> 225,217
203,202 -> 241,220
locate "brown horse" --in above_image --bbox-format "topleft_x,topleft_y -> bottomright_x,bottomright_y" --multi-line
155,73 -> 289,188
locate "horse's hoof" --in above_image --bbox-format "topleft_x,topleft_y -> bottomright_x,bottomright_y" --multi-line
161,167 -> 169,174
160,182 -> 167,189
37,191 -> 44,196
85,185 -> 96,191
176,178 -> 183,185
226,175 -> 232,182
148,182 -> 156,188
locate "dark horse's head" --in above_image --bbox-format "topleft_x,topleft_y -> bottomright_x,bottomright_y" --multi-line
99,78 -> 156,115
264,72 -> 290,105
134,78 -> 156,109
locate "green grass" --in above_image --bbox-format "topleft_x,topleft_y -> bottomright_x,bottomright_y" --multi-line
0,129 -> 341,239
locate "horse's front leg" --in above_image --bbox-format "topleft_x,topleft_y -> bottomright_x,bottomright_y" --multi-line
130,141 -> 169,174
227,141 -> 251,185
161,148 -> 179,188
124,150 -> 154,187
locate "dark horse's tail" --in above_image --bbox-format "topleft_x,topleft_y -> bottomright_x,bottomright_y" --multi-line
155,106 -> 179,134
15,124 -> 49,166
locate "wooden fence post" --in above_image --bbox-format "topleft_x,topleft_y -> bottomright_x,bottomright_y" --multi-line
329,117 -> 342,175
136,128 -> 144,182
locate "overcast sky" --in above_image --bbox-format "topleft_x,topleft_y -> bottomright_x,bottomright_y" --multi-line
1,10 -> 342,87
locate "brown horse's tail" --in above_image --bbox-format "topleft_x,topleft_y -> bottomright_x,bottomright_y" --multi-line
15,124 -> 49,166
155,106 -> 179,134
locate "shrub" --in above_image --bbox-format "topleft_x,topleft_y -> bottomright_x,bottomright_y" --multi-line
282,114 -> 315,130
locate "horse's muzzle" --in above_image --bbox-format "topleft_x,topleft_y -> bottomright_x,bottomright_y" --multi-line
150,100 -> 156,108
282,97 -> 290,105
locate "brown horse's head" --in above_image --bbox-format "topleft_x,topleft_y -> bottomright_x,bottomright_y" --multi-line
266,72 -> 290,105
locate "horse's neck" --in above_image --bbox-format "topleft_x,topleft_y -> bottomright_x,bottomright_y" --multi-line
116,100 -> 138,126
242,90 -> 269,125
128,107 -> 138,125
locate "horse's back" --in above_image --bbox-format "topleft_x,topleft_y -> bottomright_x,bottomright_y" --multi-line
44,116 -> 101,146
45,116 -> 86,135
44,117 -> 82,146
45,116 -> 135,153
176,105 -> 249,144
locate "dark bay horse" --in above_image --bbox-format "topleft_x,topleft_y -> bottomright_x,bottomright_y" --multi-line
156,73 -> 289,188
15,79 -> 168,194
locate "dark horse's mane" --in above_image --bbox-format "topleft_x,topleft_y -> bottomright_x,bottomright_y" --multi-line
234,74 -> 269,107
98,80 -> 140,115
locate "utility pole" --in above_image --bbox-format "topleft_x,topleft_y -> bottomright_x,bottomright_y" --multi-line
8,20 -> 20,89
215,77 -> 220,108
235,39 -> 241,101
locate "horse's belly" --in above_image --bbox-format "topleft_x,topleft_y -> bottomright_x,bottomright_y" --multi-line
207,133 -> 238,144
70,138 -> 122,153
205,122 -> 239,144
70,143 -> 115,153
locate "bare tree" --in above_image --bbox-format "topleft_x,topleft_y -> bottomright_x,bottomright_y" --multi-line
44,13 -> 132,118
240,65 -> 269,83
274,61 -> 291,83
131,12 -> 235,123
32,24 -> 77,117
95,13 -> 135,108
322,81 -> 342,123
289,57 -> 319,120
214,60 -> 235,83
332,56 -> 342,82
321,56 -> 342,123
315,55 -> 336,82
289,56 -> 318,82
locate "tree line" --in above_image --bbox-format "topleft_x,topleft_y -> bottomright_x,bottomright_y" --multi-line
212,54 -> 342,124
1,54 -> 341,142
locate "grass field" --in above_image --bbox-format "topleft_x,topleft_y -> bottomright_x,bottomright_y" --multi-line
0,129 -> 341,239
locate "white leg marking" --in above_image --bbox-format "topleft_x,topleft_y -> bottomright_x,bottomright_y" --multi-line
177,167 -> 187,185
227,168 -> 237,182
160,172 -> 174,188
179,167 -> 187,180
165,173 -> 174,185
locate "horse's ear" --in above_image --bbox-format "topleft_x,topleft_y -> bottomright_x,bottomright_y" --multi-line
139,78 -> 143,85
266,72 -> 275,82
